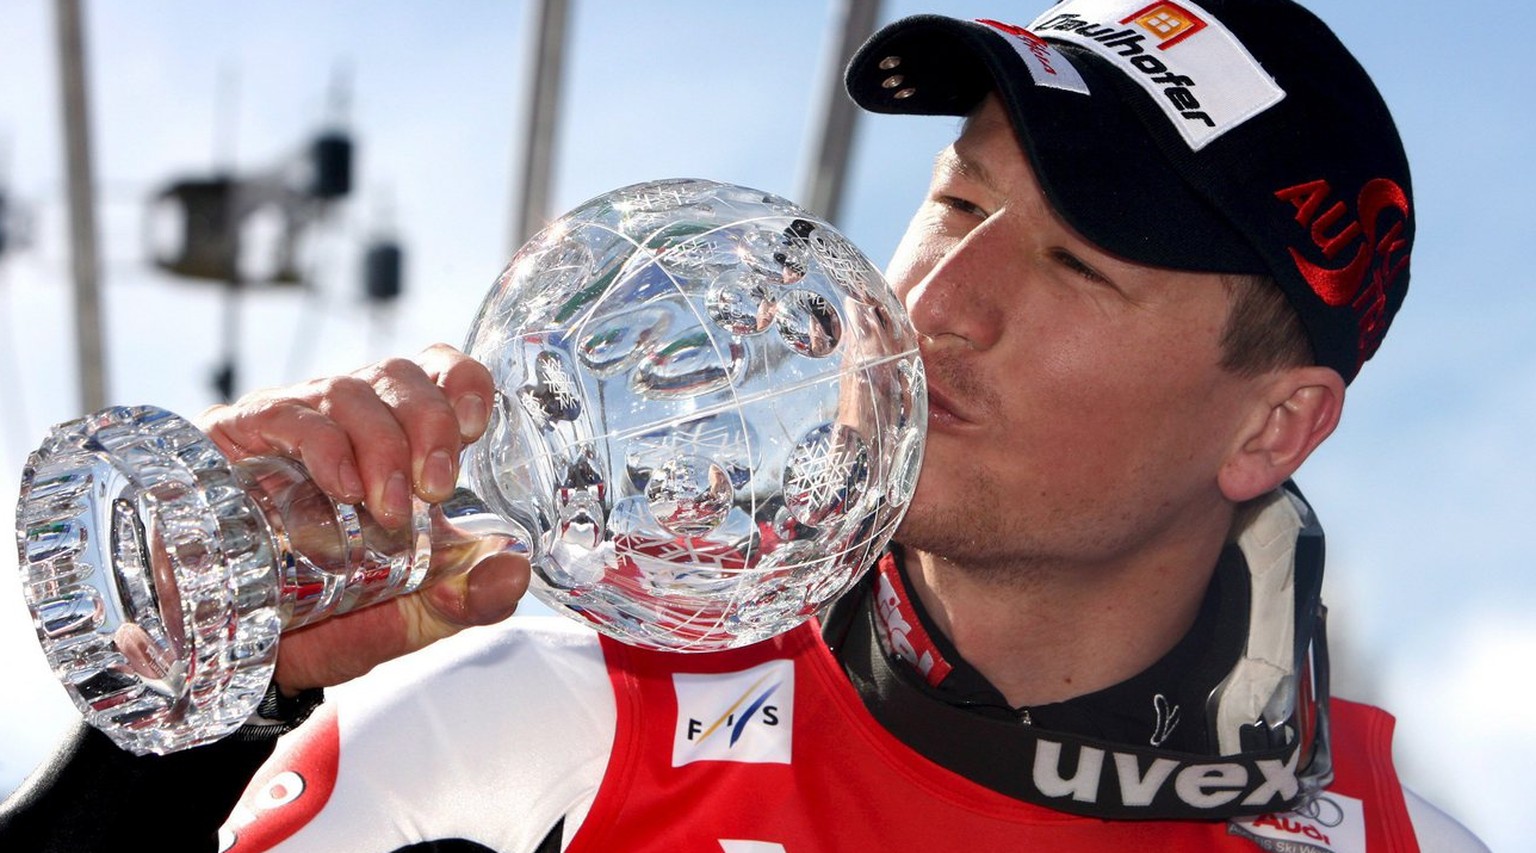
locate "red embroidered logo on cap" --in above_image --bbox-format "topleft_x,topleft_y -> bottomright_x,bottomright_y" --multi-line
1275,177 -> 1412,370
1121,2 -> 1208,49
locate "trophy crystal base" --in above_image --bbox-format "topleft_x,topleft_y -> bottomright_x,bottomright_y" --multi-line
16,405 -> 511,755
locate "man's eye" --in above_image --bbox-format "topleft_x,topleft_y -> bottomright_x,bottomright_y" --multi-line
1050,249 -> 1108,283
937,195 -> 987,218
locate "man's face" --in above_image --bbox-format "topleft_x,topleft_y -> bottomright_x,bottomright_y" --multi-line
890,94 -> 1262,572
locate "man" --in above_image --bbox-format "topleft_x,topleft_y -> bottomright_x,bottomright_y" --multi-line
0,0 -> 1488,849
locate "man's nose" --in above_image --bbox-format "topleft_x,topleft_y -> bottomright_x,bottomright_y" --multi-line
903,233 -> 1006,352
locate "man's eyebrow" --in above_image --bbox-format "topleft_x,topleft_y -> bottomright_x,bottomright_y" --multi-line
934,146 -> 999,194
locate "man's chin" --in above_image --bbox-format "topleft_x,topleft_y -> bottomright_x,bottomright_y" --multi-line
892,504 -> 967,557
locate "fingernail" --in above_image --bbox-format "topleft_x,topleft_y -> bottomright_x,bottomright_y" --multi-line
338,458 -> 365,502
383,471 -> 412,521
421,449 -> 456,499
466,555 -> 525,624
455,394 -> 489,439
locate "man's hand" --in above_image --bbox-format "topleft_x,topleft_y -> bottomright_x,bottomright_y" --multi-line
197,344 -> 530,693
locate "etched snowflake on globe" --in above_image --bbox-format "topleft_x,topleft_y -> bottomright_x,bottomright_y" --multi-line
463,178 -> 926,650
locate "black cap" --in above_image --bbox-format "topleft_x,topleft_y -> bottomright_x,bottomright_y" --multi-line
846,0 -> 1413,383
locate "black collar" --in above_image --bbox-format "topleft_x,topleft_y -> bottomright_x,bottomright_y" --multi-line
820,542 -> 1317,819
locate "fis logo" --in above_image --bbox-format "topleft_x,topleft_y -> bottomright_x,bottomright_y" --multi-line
673,659 -> 794,766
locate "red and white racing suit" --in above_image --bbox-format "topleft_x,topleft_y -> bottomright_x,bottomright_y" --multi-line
218,493 -> 1480,851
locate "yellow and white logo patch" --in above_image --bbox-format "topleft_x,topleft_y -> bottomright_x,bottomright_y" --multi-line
673,659 -> 794,766
1126,2 -> 1206,47
1029,0 -> 1284,150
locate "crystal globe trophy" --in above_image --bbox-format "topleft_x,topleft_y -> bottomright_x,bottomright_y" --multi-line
15,178 -> 926,755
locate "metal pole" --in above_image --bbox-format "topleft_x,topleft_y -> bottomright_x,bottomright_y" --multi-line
799,0 -> 882,225
55,0 -> 108,411
509,0 -> 571,253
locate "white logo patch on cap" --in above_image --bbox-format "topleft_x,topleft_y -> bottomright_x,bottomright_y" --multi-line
978,19 -> 1091,96
1029,0 -> 1284,150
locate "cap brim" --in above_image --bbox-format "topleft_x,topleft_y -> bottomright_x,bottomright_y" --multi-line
846,15 -> 1265,275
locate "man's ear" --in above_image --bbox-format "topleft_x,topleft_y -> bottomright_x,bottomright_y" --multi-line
1219,366 -> 1346,503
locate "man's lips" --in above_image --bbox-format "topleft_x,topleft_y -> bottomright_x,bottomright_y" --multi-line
924,382 -> 975,428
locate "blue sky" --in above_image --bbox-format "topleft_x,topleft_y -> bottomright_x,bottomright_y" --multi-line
0,2 -> 1531,848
